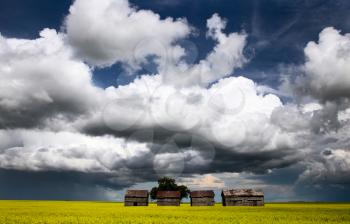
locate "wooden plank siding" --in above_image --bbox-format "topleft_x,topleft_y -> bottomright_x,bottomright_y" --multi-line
222,189 -> 264,206
190,190 -> 215,206
124,190 -> 149,206
156,191 -> 181,206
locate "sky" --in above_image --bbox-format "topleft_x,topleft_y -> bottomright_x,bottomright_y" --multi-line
0,0 -> 350,202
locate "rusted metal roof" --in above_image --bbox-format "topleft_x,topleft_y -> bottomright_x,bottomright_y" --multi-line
222,189 -> 264,197
190,190 -> 215,198
156,191 -> 181,199
125,190 -> 149,198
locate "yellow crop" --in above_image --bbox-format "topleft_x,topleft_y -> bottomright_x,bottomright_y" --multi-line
0,201 -> 349,224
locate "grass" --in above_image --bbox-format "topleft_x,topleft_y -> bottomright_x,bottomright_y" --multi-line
0,200 -> 349,224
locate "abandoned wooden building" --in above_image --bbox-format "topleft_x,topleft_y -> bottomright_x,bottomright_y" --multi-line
190,190 -> 215,206
156,191 -> 181,206
124,190 -> 149,206
221,189 -> 264,206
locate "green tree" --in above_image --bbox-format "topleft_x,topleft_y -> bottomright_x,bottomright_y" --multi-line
150,177 -> 189,200
177,185 -> 190,200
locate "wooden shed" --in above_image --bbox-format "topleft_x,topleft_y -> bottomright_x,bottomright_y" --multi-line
190,190 -> 215,206
156,191 -> 181,206
221,189 -> 264,206
124,190 -> 149,206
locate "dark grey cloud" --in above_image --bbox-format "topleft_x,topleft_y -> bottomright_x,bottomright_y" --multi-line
0,169 -> 128,200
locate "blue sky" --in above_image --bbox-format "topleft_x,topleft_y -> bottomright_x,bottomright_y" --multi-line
1,0 -> 350,202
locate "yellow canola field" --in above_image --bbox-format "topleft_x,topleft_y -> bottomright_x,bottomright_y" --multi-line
0,201 -> 349,224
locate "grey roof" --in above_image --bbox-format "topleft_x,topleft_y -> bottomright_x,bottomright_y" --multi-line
156,191 -> 181,199
190,190 -> 215,198
125,190 -> 149,198
222,189 -> 264,197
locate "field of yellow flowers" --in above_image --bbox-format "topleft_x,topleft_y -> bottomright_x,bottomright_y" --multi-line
0,200 -> 349,224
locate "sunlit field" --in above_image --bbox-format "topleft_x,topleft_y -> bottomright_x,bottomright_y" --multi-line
0,201 -> 349,224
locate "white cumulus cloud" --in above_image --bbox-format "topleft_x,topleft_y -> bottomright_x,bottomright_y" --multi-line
65,0 -> 191,68
0,29 -> 103,129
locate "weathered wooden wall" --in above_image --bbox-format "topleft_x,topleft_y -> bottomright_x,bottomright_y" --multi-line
191,198 -> 215,206
124,197 -> 148,206
222,196 -> 264,206
157,198 -> 180,206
